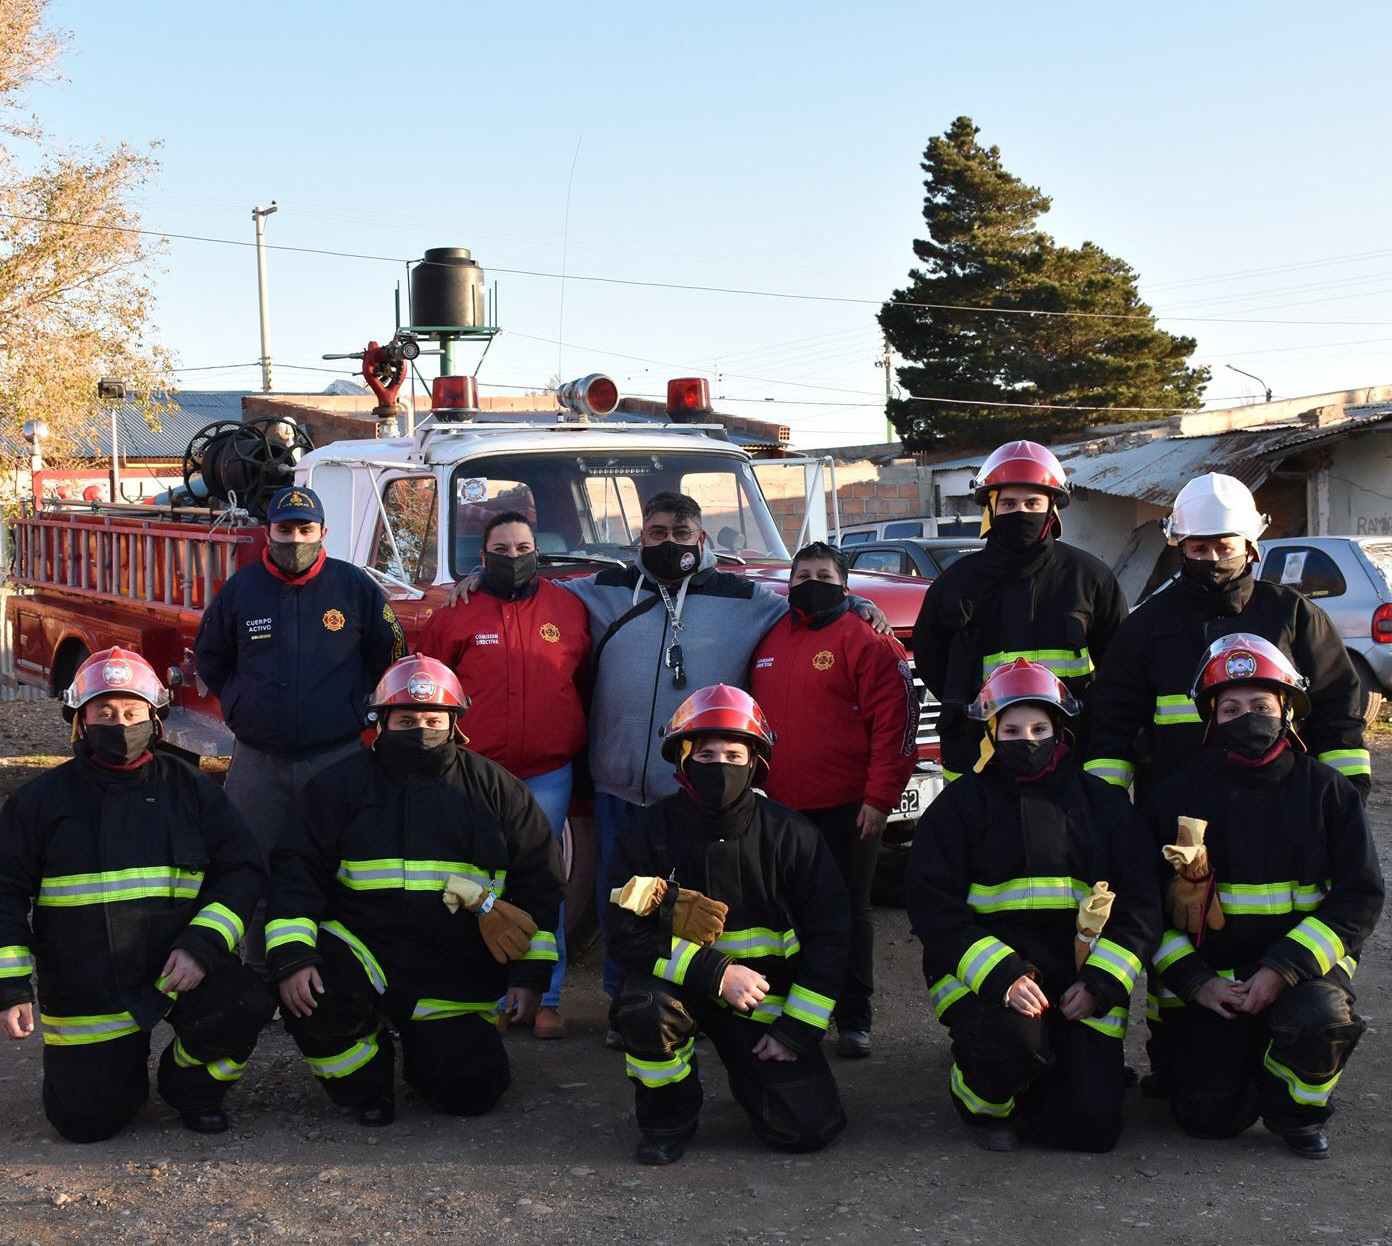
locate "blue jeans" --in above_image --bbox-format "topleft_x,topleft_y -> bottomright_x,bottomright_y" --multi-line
523,764 -> 573,1009
593,790 -> 642,1002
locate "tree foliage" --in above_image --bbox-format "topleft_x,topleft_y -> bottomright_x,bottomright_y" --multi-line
878,117 -> 1207,450
0,0 -> 169,463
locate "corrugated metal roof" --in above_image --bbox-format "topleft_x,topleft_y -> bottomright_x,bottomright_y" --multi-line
1058,431 -> 1276,504
75,391 -> 250,459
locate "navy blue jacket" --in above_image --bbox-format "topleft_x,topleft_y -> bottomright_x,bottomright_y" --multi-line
194,551 -> 405,757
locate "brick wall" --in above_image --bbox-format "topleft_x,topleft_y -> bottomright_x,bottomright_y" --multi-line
767,475 -> 927,549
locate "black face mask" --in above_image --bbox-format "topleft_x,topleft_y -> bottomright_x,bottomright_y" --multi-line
268,539 -> 322,576
642,540 -> 701,582
988,510 -> 1050,554
683,760 -> 753,813
1214,712 -> 1284,759
788,579 -> 846,616
484,551 -> 537,595
1181,554 -> 1248,592
993,737 -> 1056,777
83,721 -> 156,767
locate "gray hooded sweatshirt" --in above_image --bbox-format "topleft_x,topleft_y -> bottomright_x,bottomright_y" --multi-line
563,546 -> 787,806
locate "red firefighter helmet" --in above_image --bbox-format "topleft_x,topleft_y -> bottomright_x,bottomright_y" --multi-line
659,684 -> 775,763
61,646 -> 171,722
1190,633 -> 1310,719
368,656 -> 471,723
967,657 -> 1081,722
970,440 -> 1071,508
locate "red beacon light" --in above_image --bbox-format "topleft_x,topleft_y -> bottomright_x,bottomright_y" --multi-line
431,374 -> 479,419
667,377 -> 711,417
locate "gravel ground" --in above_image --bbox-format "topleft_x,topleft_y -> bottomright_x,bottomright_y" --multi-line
0,702 -> 1387,1245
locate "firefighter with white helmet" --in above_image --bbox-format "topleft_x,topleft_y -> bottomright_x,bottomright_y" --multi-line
266,655 -> 564,1126
607,684 -> 851,1165
1085,472 -> 1369,800
1140,634 -> 1383,1158
0,648 -> 272,1142
911,439 -> 1128,783
906,659 -> 1159,1153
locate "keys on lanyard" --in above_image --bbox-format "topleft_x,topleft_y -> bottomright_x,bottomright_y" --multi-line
665,637 -> 686,690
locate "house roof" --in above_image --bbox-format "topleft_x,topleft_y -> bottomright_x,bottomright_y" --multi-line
77,391 -> 250,460
1058,431 -> 1275,504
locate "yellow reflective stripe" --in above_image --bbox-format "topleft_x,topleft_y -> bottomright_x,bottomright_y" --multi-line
188,902 -> 245,952
335,858 -> 507,896
1083,758 -> 1134,787
1317,748 -> 1372,778
521,930 -> 559,962
958,937 -> 1012,993
1217,882 -> 1326,915
1336,955 -> 1358,979
170,1036 -> 246,1082
41,1011 -> 140,1046
1286,917 -> 1344,976
625,1037 -> 696,1088
1085,938 -> 1142,993
304,1031 -> 381,1079
942,769 -> 962,784
929,974 -> 970,1020
1145,986 -> 1183,1021
1263,1042 -> 1342,1106
711,927 -> 802,959
967,876 -> 1089,913
0,945 -> 34,978
1079,1006 -> 1128,1040
950,1063 -> 1014,1118
784,984 -> 835,1030
266,917 -> 318,951
320,921 -> 388,994
982,648 -> 1093,679
37,866 -> 204,907
654,938 -> 701,986
1153,695 -> 1201,725
171,1036 -> 201,1068
411,998 -> 499,1023
1153,929 -> 1198,972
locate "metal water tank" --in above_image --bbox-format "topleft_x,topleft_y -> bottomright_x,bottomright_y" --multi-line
411,247 -> 486,329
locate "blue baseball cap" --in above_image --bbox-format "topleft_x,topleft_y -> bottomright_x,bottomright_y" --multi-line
266,486 -> 325,525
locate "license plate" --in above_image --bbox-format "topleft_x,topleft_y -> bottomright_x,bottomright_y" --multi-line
888,771 -> 943,824
896,785 -> 921,818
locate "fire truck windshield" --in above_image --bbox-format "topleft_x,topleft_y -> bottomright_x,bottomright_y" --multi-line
449,450 -> 789,576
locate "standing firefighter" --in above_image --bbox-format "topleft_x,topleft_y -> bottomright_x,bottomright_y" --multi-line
911,440 -> 1126,783
750,541 -> 918,1058
1085,473 -> 1369,800
608,685 -> 850,1165
0,648 -> 272,1142
907,659 -> 1159,1152
1141,634 -> 1383,1159
267,656 -> 564,1126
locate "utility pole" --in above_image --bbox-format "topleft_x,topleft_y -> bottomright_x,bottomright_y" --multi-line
877,337 -> 896,443
252,203 -> 278,393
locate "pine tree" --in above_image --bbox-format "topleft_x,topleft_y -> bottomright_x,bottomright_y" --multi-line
878,118 -> 1207,450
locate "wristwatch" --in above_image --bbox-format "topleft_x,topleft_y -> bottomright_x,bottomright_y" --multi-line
474,891 -> 496,916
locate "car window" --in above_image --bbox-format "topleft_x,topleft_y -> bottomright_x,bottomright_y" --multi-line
373,476 -> 438,585
1361,541 -> 1392,593
839,530 -> 873,546
852,549 -> 904,574
935,547 -> 978,570
1260,546 -> 1346,599
884,520 -> 922,538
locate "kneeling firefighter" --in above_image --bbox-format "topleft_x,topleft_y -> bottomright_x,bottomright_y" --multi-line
608,684 -> 851,1165
1141,634 -> 1383,1159
906,659 -> 1160,1153
267,655 -> 564,1125
0,648 -> 272,1142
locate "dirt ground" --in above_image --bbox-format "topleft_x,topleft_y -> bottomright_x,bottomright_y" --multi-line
0,702 -> 1387,1246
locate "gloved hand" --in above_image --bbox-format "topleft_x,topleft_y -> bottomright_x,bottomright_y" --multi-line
672,888 -> 728,946
1074,880 -> 1114,970
1167,874 -> 1225,936
477,899 -> 539,964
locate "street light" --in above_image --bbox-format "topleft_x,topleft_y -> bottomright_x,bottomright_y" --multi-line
252,202 -> 278,393
1226,364 -> 1272,403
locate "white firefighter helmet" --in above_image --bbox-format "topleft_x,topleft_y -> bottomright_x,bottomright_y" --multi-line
1162,473 -> 1269,546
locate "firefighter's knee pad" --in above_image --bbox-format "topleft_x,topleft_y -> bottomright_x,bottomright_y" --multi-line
1170,1084 -> 1258,1140
615,979 -> 693,1054
752,1072 -> 846,1153
417,1065 -> 512,1117
285,980 -> 379,1045
1270,979 -> 1361,1045
178,961 -> 276,1052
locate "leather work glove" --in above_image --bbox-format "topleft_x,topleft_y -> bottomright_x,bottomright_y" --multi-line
1162,815 -> 1211,881
672,888 -> 728,946
1166,874 -> 1226,937
1074,881 -> 1115,970
610,875 -> 668,917
441,874 -> 538,963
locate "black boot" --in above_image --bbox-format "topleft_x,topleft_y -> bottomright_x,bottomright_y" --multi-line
1281,1126 -> 1329,1160
180,1109 -> 229,1135
354,1096 -> 396,1127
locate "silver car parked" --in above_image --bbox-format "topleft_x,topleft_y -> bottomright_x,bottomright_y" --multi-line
1256,536 -> 1392,723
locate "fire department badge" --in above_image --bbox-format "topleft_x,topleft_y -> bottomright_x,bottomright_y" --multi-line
322,609 -> 346,632
539,623 -> 561,644
1225,652 -> 1257,679
284,491 -> 314,510
407,674 -> 438,701
812,650 -> 835,671
102,660 -> 133,687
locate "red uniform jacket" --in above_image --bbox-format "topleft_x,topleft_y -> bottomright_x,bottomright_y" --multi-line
416,579 -> 590,780
751,604 -> 918,813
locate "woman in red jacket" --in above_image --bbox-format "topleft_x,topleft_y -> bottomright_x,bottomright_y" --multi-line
416,511 -> 590,1038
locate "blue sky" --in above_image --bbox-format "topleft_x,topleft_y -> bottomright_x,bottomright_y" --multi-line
33,0 -> 1392,445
